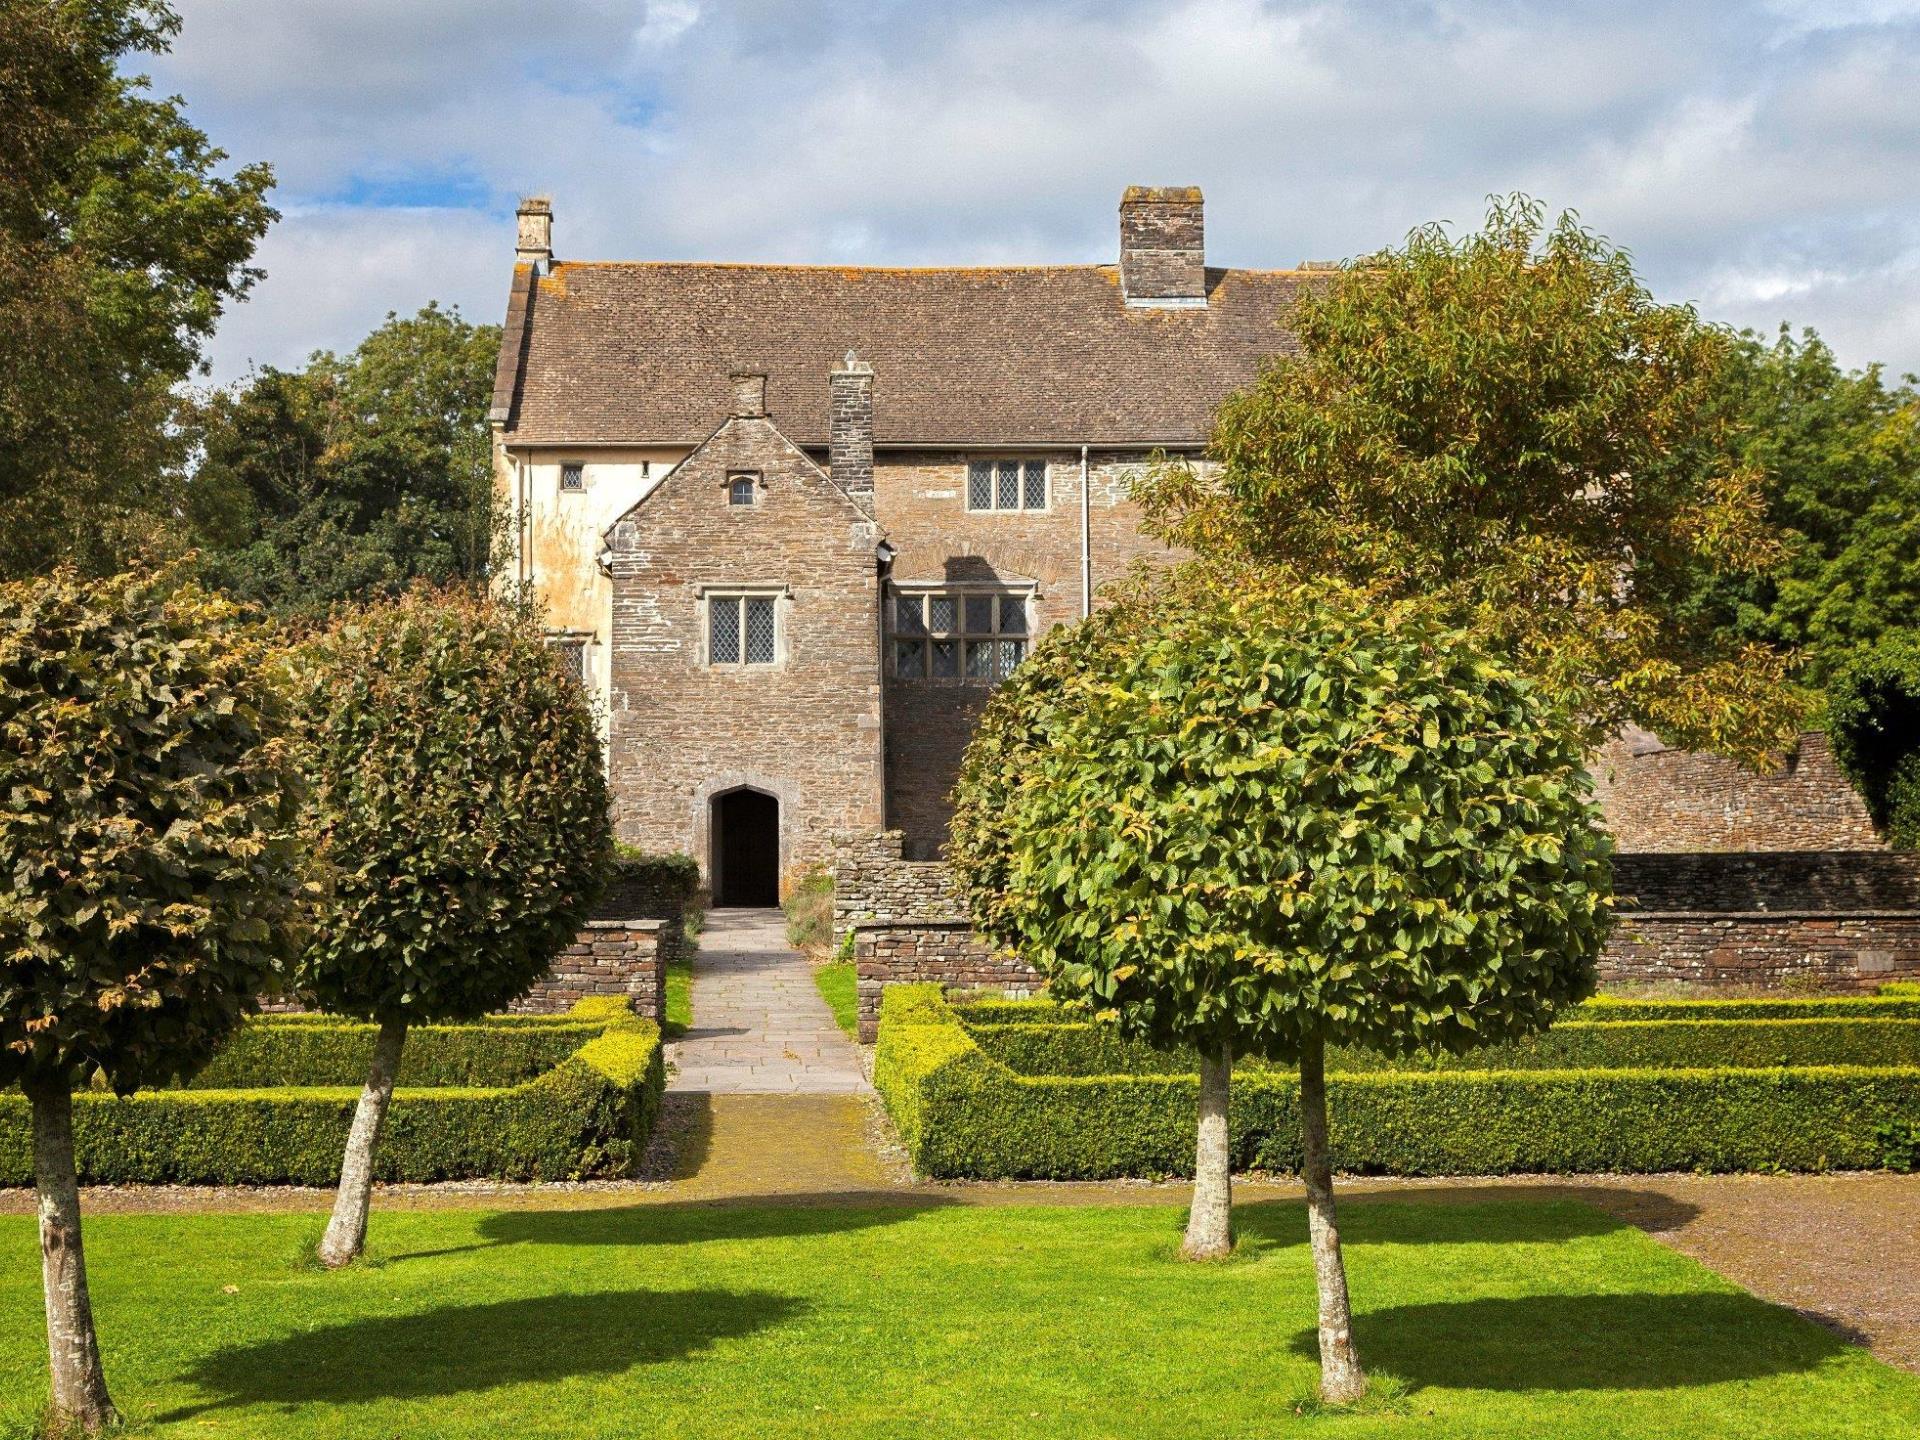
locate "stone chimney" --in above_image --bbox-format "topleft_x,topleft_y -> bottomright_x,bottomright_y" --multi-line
1119,186 -> 1205,307
515,196 -> 553,268
730,371 -> 768,418
829,351 -> 874,504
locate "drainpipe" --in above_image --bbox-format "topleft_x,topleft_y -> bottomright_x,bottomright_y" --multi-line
1079,445 -> 1091,618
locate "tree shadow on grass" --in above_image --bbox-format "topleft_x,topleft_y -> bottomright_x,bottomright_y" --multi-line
1290,1291 -> 1853,1393
1232,1188 -> 1700,1253
162,1287 -> 802,1418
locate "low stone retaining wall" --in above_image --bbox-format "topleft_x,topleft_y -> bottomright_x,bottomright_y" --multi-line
852,921 -> 1040,1042
512,919 -> 668,1026
1603,913 -> 1920,992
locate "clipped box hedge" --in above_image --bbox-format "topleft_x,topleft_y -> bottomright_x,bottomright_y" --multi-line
967,1015 -> 1920,1077
0,998 -> 663,1185
877,986 -> 1920,1180
189,1019 -> 600,1089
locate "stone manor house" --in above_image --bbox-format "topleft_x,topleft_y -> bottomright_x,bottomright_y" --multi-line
490,188 -> 1918,999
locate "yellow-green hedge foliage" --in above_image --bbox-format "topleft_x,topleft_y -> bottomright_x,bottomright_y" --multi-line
878,987 -> 1920,1179
0,1002 -> 662,1185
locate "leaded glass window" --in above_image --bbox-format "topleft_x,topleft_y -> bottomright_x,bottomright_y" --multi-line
707,593 -> 778,667
887,587 -> 1033,683
744,597 -> 776,664
965,460 -> 1047,511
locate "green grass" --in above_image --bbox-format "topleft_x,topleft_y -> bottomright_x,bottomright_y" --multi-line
815,962 -> 857,1037
2,1198 -> 1915,1438
664,960 -> 692,1038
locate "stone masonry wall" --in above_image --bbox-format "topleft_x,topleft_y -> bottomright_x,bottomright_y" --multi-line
873,451 -> 1178,856
606,407 -> 886,881
509,920 -> 667,1025
1603,914 -> 1920,992
1592,730 -> 1881,852
853,923 -> 1042,1042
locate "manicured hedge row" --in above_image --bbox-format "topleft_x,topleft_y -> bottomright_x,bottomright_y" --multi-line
953,994 -> 1920,1028
967,1016 -> 1920,1077
0,1000 -> 663,1185
878,986 -> 1920,1179
189,1020 -> 598,1089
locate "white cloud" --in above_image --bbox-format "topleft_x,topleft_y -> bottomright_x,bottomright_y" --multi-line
155,0 -> 1920,382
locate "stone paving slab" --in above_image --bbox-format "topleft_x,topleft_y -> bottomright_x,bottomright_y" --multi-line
667,907 -> 870,1095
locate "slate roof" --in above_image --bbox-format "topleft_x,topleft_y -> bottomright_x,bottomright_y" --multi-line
493,261 -> 1317,448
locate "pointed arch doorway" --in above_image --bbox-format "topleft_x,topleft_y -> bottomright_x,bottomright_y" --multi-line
711,787 -> 780,907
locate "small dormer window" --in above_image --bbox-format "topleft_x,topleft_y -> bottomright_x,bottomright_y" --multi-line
728,474 -> 758,506
560,463 -> 585,493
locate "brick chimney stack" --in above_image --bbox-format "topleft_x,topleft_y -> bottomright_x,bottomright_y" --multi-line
829,351 -> 875,505
515,196 -> 553,268
730,372 -> 768,418
1119,186 -> 1205,307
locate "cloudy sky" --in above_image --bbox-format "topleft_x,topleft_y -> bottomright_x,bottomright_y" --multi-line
149,0 -> 1920,386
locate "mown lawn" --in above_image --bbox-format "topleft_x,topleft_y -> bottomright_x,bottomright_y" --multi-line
665,959 -> 693,1036
2,1198 -> 1914,1439
815,962 -> 857,1037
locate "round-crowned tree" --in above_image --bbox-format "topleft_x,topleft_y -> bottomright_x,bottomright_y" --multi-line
0,567 -> 305,1433
949,571 -> 1613,1403
291,588 -> 611,1268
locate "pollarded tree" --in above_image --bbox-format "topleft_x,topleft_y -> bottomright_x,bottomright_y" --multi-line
0,566 -> 304,1433
949,571 -> 1613,1403
291,588 -> 611,1268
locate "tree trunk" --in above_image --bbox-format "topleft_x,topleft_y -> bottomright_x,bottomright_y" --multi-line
30,1080 -> 118,1433
318,1016 -> 408,1269
1300,1034 -> 1366,1403
1182,1043 -> 1234,1260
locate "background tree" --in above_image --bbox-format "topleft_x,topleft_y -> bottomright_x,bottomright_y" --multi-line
182,304 -> 503,616
1688,327 -> 1920,683
0,0 -> 276,578
949,571 -> 1612,1404
0,566 -> 304,1432
1135,195 -> 1803,769
1827,634 -> 1920,850
290,588 -> 611,1268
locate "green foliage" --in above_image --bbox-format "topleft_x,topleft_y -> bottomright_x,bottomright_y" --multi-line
183,305 -> 503,616
0,1005 -> 663,1184
875,988 -> 1920,1179
1827,631 -> 1920,848
1877,1119 -> 1920,1173
0,566 -> 304,1093
289,588 -> 613,1023
189,1020 -> 598,1089
783,865 -> 836,950
606,846 -> 702,917
949,573 -> 1612,1064
1134,195 -> 1804,765
1689,328 -> 1920,685
965,1014 -> 1920,1076
0,0 -> 276,579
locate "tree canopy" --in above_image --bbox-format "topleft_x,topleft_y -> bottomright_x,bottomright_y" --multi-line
0,0 -> 276,579
949,570 -> 1612,1398
183,304 -> 502,616
1135,195 -> 1804,769
0,562 -> 305,1433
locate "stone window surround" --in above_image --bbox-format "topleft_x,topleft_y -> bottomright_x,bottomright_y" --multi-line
727,470 -> 760,506
965,458 -> 1050,513
700,584 -> 789,669
888,579 -> 1036,683
560,461 -> 586,493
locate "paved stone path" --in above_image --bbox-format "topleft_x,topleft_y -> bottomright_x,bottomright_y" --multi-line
666,907 -> 868,1094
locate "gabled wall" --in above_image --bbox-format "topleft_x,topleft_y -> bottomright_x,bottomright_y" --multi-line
603,414 -> 885,884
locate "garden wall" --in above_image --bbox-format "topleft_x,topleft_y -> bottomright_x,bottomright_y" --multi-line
513,919 -> 668,1025
835,832 -> 1920,1037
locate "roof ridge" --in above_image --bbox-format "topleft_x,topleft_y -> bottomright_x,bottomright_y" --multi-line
545,259 -> 1324,278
